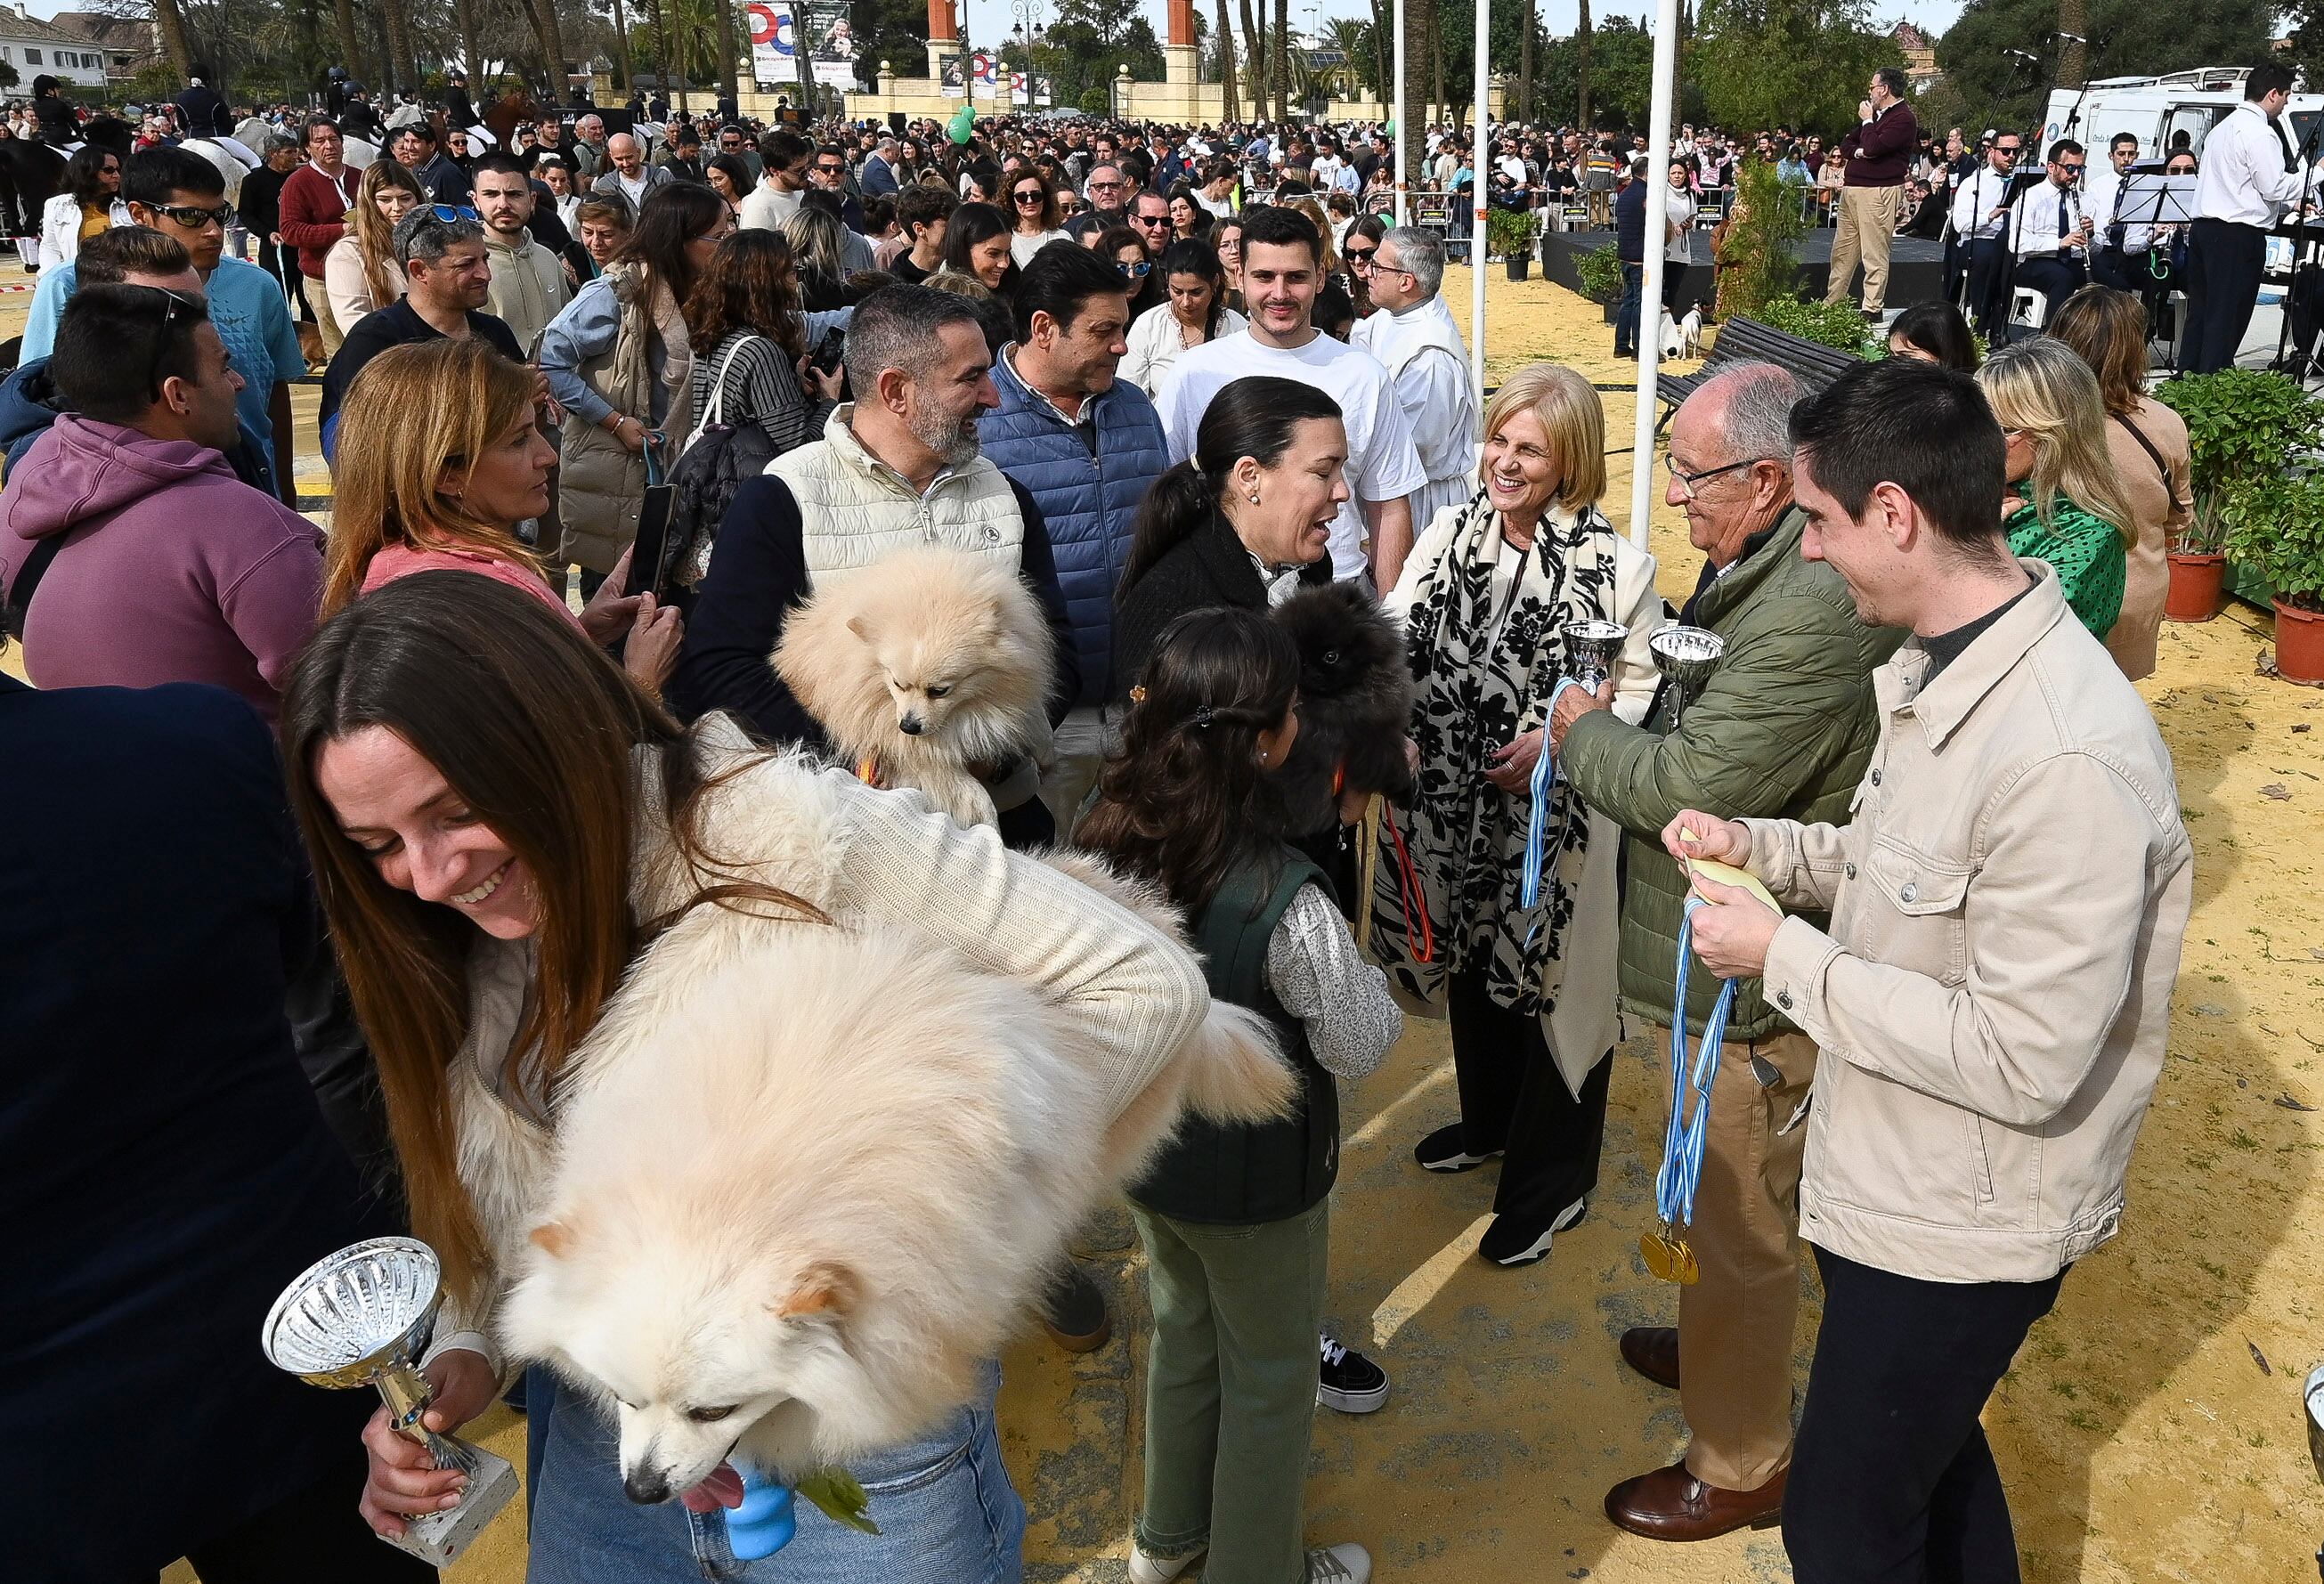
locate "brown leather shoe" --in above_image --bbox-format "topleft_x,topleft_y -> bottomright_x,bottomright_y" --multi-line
1620,1325 -> 1680,1390
1604,1459 -> 1785,1541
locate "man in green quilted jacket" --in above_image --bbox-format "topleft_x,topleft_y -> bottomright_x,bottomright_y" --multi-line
1548,362 -> 1901,1542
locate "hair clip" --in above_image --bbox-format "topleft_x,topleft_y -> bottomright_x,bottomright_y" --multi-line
1128,685 -> 1148,704
1193,705 -> 1215,727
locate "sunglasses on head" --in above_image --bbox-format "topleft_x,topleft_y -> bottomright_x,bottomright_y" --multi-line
430,203 -> 479,222
139,286 -> 200,400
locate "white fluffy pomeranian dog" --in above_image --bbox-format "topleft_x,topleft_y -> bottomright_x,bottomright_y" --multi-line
772,547 -> 1056,828
497,852 -> 1291,1509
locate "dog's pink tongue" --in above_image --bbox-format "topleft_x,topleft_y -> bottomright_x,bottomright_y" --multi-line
679,1463 -> 746,1513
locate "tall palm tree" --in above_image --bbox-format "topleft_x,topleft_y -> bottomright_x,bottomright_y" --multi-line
1518,0 -> 1533,121
715,0 -> 738,102
450,0 -> 483,86
522,0 -> 569,93
1273,0 -> 1289,118
332,0 -> 367,87
149,0 -> 194,75
1215,0 -> 1241,122
1322,17 -> 1367,103
1366,0 -> 1390,108
2058,0 -> 2087,86
382,0 -> 418,94
646,0 -> 676,106
1400,0 -> 1428,184
1240,0 -> 1269,119
1576,0 -> 1592,130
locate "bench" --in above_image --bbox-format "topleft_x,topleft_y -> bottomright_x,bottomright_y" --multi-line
1654,314 -> 1862,433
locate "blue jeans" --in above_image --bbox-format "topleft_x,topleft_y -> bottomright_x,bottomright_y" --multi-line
1614,261 -> 1645,353
523,1362 -> 1026,1583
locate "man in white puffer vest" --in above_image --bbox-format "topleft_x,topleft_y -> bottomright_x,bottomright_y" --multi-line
1350,226 -> 1478,538
670,283 -> 1081,856
669,281 -> 1108,1356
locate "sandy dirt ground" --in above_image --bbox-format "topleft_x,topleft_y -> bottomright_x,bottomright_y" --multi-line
37,259 -> 2311,1584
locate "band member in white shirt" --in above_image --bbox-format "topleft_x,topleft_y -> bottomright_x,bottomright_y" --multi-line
2009,140 -> 2091,309
1948,133 -> 2020,333
2185,62 -> 2323,372
2086,133 -> 2147,292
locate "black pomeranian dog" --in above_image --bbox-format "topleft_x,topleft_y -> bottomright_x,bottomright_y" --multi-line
1272,581 -> 1418,833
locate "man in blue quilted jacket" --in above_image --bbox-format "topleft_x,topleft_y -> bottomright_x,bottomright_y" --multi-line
979,240 -> 1172,829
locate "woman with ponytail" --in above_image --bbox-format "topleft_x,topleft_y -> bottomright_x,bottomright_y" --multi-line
1079,607 -> 1397,1584
1109,375 -> 1347,695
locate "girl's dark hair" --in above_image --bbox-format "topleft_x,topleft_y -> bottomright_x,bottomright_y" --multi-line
1157,237 -> 1227,338
1345,212 -> 1387,252
1098,222 -> 1149,261
1889,300 -> 1979,373
64,142 -> 118,208
941,199 -> 1020,295
614,180 -> 727,306
1077,606 -> 1300,914
1120,374 -> 1344,592
682,228 -> 808,360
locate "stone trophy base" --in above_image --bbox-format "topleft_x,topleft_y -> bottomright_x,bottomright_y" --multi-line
381,1444 -> 520,1567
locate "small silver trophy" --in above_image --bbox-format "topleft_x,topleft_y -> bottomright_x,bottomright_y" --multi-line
1650,624 -> 1727,734
262,1237 -> 519,1566
1560,619 -> 1630,693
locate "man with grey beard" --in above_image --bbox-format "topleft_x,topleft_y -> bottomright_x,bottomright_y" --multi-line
669,283 -> 1080,850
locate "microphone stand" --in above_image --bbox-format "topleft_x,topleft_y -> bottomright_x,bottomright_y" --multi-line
2272,112 -> 2324,383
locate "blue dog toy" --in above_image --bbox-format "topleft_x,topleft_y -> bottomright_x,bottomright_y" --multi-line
727,1470 -> 798,1561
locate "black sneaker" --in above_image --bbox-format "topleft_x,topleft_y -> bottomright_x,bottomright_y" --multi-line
1038,1262 -> 1111,1352
1317,1334 -> 1390,1413
1477,1195 -> 1590,1267
1414,1122 -> 1503,1174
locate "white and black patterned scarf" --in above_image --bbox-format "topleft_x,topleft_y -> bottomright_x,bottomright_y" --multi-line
1372,492 -> 1621,1016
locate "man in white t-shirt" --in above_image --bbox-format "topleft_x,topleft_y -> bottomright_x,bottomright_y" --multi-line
1155,204 -> 1425,589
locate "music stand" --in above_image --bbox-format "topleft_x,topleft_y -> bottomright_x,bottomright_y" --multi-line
2117,173 -> 2196,233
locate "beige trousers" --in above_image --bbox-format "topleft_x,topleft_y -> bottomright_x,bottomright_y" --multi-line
313,279 -> 346,361
1653,1025 -> 1818,1492
1824,184 -> 1901,315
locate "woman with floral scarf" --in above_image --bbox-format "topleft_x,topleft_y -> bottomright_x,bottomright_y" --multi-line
1371,362 -> 1662,1268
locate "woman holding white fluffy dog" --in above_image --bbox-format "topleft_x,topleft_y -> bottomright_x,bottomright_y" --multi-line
280,573 -> 1219,1583
1081,607 -> 1402,1584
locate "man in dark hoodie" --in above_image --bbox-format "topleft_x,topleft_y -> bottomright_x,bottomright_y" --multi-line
0,282 -> 320,723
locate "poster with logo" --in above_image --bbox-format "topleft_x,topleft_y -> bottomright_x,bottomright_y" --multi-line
807,0 -> 860,88
744,0 -> 795,84
1035,75 -> 1053,106
939,53 -> 968,96
971,50 -> 997,100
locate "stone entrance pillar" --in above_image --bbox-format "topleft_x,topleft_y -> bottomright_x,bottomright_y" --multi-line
927,0 -> 959,81
1164,0 -> 1199,85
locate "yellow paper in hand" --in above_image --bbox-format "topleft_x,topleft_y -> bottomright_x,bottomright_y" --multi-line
1679,825 -> 1782,916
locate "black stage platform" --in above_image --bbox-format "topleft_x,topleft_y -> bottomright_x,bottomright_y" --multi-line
1539,228 -> 1947,317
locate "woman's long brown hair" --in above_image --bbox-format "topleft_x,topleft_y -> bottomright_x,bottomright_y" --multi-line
353,159 -> 427,307
280,573 -> 825,1306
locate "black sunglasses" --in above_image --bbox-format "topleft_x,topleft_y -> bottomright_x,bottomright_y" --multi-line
152,200 -> 234,229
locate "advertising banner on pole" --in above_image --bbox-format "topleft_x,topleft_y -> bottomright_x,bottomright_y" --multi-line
744,0 -> 794,84
940,53 -> 968,96
805,0 -> 860,89
971,50 -> 997,99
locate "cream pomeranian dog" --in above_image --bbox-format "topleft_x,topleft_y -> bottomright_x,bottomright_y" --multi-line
772,547 -> 1056,828
497,851 -> 1291,1507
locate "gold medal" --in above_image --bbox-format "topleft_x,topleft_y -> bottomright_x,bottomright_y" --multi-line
1640,1222 -> 1701,1285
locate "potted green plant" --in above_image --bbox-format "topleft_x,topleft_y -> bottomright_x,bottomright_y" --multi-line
1574,243 -> 1625,305
2219,473 -> 2324,682
1487,207 -> 1534,281
2157,369 -> 2323,623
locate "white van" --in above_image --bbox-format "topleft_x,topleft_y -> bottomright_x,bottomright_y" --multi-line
2041,68 -> 2324,163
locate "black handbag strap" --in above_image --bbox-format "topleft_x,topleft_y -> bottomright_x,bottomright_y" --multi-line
2111,411 -> 2173,494
2,532 -> 64,640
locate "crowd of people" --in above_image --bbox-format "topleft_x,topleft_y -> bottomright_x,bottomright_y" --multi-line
0,63 -> 2201,1584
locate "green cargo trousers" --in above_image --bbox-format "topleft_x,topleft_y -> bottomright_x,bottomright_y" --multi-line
1129,1198 -> 1330,1584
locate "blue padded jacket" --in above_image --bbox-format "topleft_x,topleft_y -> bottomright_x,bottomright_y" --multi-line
979,349 -> 1171,707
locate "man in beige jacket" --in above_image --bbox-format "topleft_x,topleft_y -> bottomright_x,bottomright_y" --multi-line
1667,356 -> 2190,1584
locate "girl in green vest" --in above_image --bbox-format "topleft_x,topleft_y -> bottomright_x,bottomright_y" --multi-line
1080,607 -> 1402,1584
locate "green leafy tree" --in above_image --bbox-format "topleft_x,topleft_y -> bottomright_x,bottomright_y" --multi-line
1690,0 -> 1901,135
1935,0 -> 2271,138
1716,157 -> 1812,318
1534,16 -> 1682,132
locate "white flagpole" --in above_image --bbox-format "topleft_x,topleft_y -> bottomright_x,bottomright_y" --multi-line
1394,0 -> 1408,225
1469,0 -> 1487,410
1624,0 -> 1682,549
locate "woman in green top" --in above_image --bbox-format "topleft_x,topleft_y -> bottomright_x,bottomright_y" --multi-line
1977,337 -> 2138,638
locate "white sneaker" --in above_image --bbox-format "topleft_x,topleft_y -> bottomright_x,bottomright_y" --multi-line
1306,1542 -> 1372,1582
1127,1540 -> 1199,1584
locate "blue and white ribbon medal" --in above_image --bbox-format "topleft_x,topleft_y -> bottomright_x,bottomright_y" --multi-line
1642,895 -> 1735,1285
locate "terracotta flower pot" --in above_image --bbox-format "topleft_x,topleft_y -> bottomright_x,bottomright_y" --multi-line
2274,598 -> 2324,684
2164,552 -> 2226,623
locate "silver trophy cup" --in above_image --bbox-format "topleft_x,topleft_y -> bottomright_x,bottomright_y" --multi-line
262,1237 -> 518,1566
1560,619 -> 1630,694
1650,624 -> 1727,735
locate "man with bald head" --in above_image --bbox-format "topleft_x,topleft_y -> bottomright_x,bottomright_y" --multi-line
590,131 -> 671,211
1547,361 -> 1901,1543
